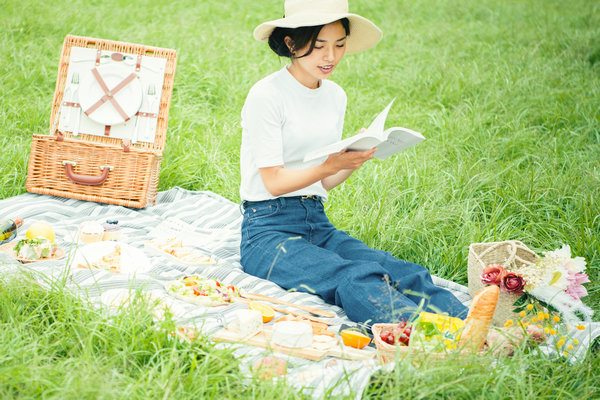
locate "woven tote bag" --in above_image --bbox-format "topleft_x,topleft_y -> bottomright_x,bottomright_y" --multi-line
467,240 -> 539,326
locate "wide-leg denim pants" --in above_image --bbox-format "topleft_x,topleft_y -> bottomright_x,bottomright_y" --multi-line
240,196 -> 468,324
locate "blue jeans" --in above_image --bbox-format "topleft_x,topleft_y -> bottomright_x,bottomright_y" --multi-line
240,196 -> 468,324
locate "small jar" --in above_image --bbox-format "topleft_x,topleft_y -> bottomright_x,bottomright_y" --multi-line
79,221 -> 104,244
102,219 -> 122,241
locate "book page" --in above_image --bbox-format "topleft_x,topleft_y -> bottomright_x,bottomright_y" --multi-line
364,98 -> 396,139
373,127 -> 425,160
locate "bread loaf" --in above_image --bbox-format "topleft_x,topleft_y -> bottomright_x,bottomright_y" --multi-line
459,285 -> 500,351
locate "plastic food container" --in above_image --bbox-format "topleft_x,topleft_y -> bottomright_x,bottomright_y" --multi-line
102,219 -> 122,241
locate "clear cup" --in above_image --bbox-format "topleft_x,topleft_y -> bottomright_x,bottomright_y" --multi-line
78,221 -> 104,244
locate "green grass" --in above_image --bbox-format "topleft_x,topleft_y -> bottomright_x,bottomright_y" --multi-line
1,0 -> 599,398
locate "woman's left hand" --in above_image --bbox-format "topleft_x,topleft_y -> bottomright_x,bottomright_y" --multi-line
324,147 -> 376,171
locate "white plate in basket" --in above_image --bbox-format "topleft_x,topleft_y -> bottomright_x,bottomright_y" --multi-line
79,64 -> 143,126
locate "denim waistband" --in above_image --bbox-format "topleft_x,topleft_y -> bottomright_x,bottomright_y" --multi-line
241,195 -> 322,209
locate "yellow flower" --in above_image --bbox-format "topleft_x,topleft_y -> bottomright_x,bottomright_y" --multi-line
573,339 -> 579,345
538,312 -> 545,320
544,313 -> 550,320
519,311 -> 526,317
550,329 -> 557,336
553,316 -> 560,323
526,304 -> 534,310
544,328 -> 550,334
567,345 -> 574,351
557,339 -> 565,347
504,320 -> 514,327
576,325 -> 586,331
532,317 -> 538,323
536,324 -> 543,329
564,351 -> 569,357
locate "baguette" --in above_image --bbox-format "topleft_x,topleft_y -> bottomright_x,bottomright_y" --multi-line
458,285 -> 499,351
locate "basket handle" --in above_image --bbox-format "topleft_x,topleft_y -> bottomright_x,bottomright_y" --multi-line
473,240 -> 537,269
62,161 -> 113,185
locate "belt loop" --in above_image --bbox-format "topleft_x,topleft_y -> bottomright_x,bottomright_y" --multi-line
279,197 -> 286,209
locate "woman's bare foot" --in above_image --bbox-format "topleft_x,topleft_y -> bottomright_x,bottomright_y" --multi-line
485,325 -> 546,356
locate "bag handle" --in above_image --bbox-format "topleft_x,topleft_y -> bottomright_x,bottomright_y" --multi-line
474,240 -> 536,269
62,161 -> 113,185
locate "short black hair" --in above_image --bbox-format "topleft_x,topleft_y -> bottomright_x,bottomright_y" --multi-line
268,18 -> 350,59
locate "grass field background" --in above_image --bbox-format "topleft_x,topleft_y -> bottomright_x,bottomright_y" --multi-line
1,0 -> 599,398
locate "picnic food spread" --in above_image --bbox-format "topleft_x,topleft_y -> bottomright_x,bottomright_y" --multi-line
0,217 -> 513,364
164,275 -> 242,306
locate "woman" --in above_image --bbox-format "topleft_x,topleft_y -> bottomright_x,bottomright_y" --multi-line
239,0 -> 468,324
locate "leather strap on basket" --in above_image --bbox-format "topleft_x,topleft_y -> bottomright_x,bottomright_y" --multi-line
135,54 -> 142,72
62,161 -> 113,186
84,68 -> 137,122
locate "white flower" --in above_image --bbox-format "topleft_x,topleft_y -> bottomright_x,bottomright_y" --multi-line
563,255 -> 586,274
545,245 -> 586,273
541,268 -> 569,291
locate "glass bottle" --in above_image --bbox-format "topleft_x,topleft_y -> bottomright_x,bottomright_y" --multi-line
0,218 -> 23,244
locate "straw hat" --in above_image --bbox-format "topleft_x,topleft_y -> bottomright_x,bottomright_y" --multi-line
254,0 -> 383,54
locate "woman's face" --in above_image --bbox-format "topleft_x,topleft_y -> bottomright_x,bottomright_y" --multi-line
286,21 -> 347,89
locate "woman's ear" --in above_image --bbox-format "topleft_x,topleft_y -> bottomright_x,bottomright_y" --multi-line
284,36 -> 295,55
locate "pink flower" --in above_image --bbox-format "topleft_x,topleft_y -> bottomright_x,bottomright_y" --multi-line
565,284 -> 588,300
481,264 -> 506,285
567,272 -> 590,285
502,272 -> 526,294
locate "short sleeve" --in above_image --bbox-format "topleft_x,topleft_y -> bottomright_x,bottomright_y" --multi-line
241,85 -> 284,168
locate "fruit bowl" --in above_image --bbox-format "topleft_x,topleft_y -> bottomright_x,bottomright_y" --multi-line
371,323 -> 412,363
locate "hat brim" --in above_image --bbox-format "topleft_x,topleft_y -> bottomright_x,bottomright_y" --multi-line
253,13 -> 382,54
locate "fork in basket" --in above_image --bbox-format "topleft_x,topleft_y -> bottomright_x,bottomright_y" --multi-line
132,83 -> 156,144
70,72 -> 81,136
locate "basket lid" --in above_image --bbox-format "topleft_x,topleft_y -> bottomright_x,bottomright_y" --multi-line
49,35 -> 177,154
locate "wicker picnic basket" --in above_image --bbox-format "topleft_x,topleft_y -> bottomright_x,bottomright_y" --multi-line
467,240 -> 539,326
25,35 -> 177,208
371,323 -> 451,364
371,323 -> 411,363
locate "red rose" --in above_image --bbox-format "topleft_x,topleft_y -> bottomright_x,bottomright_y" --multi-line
502,272 -> 525,294
481,264 -> 506,285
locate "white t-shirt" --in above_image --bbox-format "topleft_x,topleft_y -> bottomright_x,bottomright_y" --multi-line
240,66 -> 347,202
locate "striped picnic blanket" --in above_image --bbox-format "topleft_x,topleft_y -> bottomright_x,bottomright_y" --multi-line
0,188 -> 597,398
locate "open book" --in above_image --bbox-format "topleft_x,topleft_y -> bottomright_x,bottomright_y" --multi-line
303,99 -> 425,162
